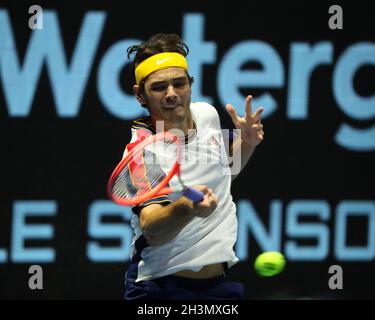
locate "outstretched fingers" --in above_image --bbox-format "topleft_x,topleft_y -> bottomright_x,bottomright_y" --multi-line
253,107 -> 264,123
245,95 -> 253,120
226,103 -> 240,127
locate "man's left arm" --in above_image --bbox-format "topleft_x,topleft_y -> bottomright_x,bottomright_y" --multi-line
226,95 -> 264,180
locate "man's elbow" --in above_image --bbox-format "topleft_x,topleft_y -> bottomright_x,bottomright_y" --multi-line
144,234 -> 165,247
140,219 -> 165,247
142,228 -> 168,247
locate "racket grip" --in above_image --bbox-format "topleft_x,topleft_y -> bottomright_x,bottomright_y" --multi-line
183,187 -> 204,203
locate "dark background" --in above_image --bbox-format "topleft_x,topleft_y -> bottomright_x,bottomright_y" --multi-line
0,0 -> 374,299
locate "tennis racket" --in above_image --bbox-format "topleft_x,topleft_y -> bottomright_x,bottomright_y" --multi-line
107,131 -> 204,206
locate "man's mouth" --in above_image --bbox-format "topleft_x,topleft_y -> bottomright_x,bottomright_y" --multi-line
163,104 -> 182,109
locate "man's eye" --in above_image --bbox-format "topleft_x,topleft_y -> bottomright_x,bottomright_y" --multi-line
152,86 -> 166,91
174,82 -> 187,88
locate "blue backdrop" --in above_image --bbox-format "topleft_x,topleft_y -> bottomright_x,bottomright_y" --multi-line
0,0 -> 374,299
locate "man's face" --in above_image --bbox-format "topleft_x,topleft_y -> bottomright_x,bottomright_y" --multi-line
137,67 -> 192,126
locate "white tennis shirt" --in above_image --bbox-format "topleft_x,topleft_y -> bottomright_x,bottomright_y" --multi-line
125,102 -> 239,282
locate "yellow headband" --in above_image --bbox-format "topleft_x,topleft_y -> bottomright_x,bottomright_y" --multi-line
135,52 -> 188,85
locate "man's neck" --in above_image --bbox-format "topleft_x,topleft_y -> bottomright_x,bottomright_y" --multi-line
151,114 -> 194,136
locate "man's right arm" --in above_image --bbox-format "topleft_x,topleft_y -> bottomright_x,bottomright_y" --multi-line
139,185 -> 218,247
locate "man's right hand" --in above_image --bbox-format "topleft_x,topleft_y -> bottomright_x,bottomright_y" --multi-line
182,185 -> 218,218
140,185 -> 218,246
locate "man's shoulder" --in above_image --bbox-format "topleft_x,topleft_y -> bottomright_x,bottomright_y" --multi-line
191,102 -> 221,127
191,101 -> 220,118
125,116 -> 154,150
191,101 -> 216,110
131,116 -> 155,134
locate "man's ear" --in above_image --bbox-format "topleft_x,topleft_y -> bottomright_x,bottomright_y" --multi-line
133,85 -> 146,105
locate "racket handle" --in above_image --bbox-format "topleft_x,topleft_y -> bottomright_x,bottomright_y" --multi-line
183,187 -> 204,203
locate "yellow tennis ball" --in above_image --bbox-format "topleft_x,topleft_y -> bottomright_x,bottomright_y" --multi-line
254,251 -> 286,277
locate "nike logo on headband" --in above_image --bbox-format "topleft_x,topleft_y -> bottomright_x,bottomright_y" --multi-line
156,57 -> 173,65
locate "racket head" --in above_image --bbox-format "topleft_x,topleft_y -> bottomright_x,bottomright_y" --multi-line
107,131 -> 181,206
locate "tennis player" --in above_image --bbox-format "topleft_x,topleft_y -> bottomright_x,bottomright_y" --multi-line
122,33 -> 264,300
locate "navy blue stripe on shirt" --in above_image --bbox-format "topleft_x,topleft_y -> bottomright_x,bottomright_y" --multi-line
131,196 -> 172,215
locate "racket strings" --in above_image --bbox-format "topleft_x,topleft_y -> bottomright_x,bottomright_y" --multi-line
112,143 -> 176,201
113,163 -> 164,199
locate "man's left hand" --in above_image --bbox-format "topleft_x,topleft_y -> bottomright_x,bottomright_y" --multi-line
226,95 -> 264,148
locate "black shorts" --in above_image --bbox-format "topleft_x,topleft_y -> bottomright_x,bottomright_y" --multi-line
124,262 -> 244,300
